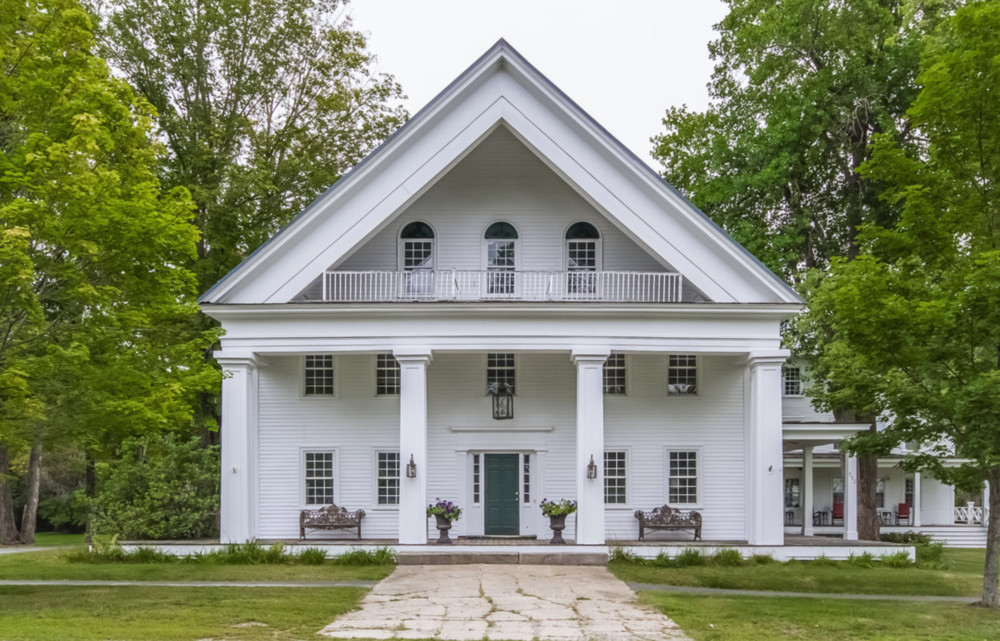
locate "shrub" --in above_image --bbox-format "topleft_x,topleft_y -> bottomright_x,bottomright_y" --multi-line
298,548 -> 328,565
66,537 -> 175,564
848,552 -> 876,568
94,435 -> 220,540
916,542 -> 945,567
651,551 -> 672,567
712,548 -> 744,567
879,551 -> 913,568
330,546 -> 397,565
881,531 -> 932,545
38,489 -> 88,534
674,548 -> 706,567
608,545 -> 641,563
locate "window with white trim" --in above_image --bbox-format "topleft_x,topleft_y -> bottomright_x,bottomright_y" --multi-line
783,366 -> 802,396
400,222 -> 435,296
876,478 -> 885,509
603,353 -> 626,395
485,222 -> 517,295
904,478 -> 914,506
668,451 -> 698,504
304,451 -> 335,505
667,354 -> 697,395
376,353 -> 400,395
565,222 -> 600,294
486,353 -> 516,394
472,454 -> 481,504
304,355 -> 334,396
784,478 -> 801,508
604,451 -> 627,504
523,454 -> 531,504
376,451 -> 400,505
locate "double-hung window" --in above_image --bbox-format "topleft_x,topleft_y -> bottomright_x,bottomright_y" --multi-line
376,353 -> 400,395
783,366 -> 802,396
784,478 -> 801,508
668,355 -> 697,395
565,222 -> 600,295
486,353 -> 516,394
304,451 -> 335,505
603,353 -> 626,395
604,451 -> 627,504
376,451 -> 400,505
485,222 -> 518,295
668,450 -> 698,504
400,221 -> 435,296
304,355 -> 334,396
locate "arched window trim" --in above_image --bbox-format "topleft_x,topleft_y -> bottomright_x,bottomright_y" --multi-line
482,221 -> 519,295
564,221 -> 602,272
397,220 -> 436,272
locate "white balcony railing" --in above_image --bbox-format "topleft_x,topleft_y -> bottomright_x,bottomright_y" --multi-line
954,505 -> 987,526
321,270 -> 683,303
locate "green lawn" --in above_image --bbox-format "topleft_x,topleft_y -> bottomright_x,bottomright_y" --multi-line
0,548 -> 393,582
0,532 -> 85,547
610,548 -> 985,597
0,585 -> 368,641
644,593 -> 1000,641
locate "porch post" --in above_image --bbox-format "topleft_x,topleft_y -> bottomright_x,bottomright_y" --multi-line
746,350 -> 788,546
802,446 -> 814,537
913,471 -> 922,527
571,348 -> 610,545
216,352 -> 259,544
844,453 -> 859,540
395,348 -> 433,544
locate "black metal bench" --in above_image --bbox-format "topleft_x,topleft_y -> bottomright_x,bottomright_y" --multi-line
299,504 -> 365,540
634,505 -> 702,541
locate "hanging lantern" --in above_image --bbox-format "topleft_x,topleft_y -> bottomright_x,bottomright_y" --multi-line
487,381 -> 514,420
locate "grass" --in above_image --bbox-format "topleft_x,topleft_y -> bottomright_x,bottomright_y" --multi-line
610,548 -> 985,597
642,593 -> 1000,641
0,548 -> 393,582
0,585 -> 368,641
0,532 -> 86,548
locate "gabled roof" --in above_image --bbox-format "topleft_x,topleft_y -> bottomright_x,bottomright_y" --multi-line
199,39 -> 802,305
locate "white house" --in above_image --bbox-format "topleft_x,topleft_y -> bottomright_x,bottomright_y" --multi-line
199,41 -> 979,548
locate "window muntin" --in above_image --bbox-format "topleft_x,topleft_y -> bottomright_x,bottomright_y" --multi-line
784,478 -> 801,508
904,478 -> 914,506
399,222 -> 435,288
486,234 -> 516,295
523,454 -> 530,504
603,353 -> 626,395
784,366 -> 802,396
565,222 -> 599,295
668,354 -> 697,395
376,353 -> 400,395
668,451 -> 698,504
304,355 -> 334,396
472,454 -> 481,504
376,451 -> 400,505
604,451 -> 627,504
486,353 -> 516,394
304,451 -> 334,505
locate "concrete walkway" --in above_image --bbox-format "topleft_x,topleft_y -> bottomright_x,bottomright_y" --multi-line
629,582 -> 978,603
319,565 -> 691,641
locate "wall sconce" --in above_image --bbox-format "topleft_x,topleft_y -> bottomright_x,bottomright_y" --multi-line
587,455 -> 598,479
406,454 -> 417,479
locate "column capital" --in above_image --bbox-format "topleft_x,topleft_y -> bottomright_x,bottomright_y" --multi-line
393,347 -> 433,364
214,351 -> 259,371
570,347 -> 611,366
745,349 -> 790,368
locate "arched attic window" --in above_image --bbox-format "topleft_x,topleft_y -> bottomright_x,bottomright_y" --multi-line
399,222 -> 435,272
565,222 -> 600,294
484,222 -> 518,295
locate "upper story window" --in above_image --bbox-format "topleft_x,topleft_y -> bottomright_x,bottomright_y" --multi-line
399,221 -> 435,271
783,365 -> 803,396
304,355 -> 335,396
667,354 -> 697,395
485,222 -> 518,295
566,222 -> 600,294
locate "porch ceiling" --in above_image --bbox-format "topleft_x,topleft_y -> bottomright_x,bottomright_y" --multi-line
782,422 -> 868,451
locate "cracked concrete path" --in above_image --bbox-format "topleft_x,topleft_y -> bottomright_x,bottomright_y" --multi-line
319,564 -> 691,641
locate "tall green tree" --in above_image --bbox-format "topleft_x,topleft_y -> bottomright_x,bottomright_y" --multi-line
652,0 -> 956,540
0,0 -> 217,544
800,0 -> 1000,607
98,0 -> 407,433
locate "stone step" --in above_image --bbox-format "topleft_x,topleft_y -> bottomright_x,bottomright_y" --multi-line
397,551 -> 607,565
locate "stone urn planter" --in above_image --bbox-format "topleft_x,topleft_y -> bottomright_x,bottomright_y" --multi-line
547,513 -> 567,544
434,514 -> 453,544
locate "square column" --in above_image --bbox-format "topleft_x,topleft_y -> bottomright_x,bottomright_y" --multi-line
844,453 -> 859,540
913,472 -> 922,527
571,348 -> 610,545
216,352 -> 259,544
745,350 -> 788,545
802,446 -> 814,536
394,348 -> 433,544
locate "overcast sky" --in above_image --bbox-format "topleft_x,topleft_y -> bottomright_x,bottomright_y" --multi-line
348,0 -> 728,167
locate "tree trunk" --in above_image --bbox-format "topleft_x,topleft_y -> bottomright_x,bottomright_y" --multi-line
857,452 -> 881,541
0,445 -> 21,545
981,467 -> 1000,608
18,443 -> 43,544
84,452 -> 96,544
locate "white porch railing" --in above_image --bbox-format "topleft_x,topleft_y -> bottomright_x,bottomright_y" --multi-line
954,505 -> 987,526
321,270 -> 683,303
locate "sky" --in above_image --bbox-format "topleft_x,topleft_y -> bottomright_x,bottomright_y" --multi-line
348,0 -> 728,167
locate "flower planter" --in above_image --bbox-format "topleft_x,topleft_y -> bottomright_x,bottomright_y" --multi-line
548,513 -> 567,544
434,514 -> 453,544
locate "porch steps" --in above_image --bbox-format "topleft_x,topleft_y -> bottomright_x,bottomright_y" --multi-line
919,526 -> 988,548
397,549 -> 607,565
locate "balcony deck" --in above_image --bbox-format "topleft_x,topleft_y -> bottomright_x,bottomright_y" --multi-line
320,270 -> 683,303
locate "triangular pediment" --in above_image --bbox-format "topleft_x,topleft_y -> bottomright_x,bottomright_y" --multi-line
199,40 -> 800,305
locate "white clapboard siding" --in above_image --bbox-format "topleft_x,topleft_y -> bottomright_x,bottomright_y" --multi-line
293,128 -> 707,303
257,351 -> 750,541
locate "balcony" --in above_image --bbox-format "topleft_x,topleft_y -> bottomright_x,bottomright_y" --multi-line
320,270 -> 683,303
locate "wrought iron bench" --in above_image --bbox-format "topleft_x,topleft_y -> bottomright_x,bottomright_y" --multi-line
299,504 -> 366,540
634,505 -> 702,541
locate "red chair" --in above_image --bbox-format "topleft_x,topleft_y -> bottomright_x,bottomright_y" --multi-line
895,503 -> 912,526
832,502 -> 844,525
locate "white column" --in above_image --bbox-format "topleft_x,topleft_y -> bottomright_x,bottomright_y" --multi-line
216,352 -> 259,544
394,348 -> 433,544
745,350 -> 788,545
984,481 -> 990,525
571,348 -> 610,545
803,446 -> 814,537
844,453 -> 858,540
913,471 -> 922,527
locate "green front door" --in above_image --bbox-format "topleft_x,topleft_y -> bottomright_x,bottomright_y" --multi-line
484,453 -> 520,535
